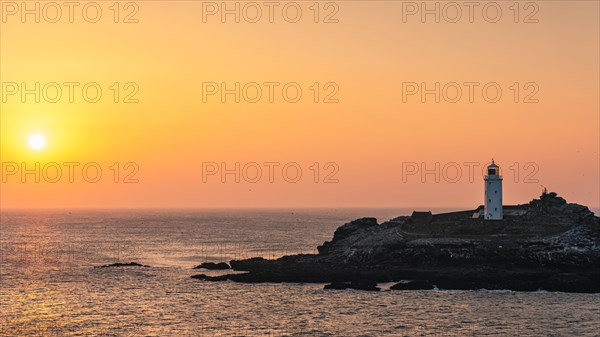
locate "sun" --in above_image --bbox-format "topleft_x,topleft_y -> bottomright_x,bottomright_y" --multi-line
28,133 -> 46,150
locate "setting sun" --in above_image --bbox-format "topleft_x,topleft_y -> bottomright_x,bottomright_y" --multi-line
28,133 -> 46,151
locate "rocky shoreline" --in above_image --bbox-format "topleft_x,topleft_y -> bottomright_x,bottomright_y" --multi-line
192,193 -> 600,293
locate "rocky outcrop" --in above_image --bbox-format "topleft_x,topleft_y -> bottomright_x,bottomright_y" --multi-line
191,192 -> 600,293
96,262 -> 149,268
390,280 -> 434,290
194,262 -> 231,270
324,281 -> 380,291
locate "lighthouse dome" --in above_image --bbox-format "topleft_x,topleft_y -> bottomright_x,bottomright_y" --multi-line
487,160 -> 500,176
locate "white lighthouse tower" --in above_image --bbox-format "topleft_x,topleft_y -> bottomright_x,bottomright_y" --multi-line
484,160 -> 503,220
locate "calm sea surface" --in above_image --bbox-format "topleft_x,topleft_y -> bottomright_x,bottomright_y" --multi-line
1,209 -> 599,336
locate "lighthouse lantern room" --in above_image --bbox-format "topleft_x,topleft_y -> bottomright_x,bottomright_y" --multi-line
484,160 -> 503,220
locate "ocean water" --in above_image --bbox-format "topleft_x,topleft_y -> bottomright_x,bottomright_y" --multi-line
1,209 -> 599,336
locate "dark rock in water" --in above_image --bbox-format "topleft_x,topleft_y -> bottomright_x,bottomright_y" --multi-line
540,273 -> 599,293
324,281 -> 380,292
96,262 -> 149,268
191,192 -> 600,293
318,217 -> 378,254
194,262 -> 231,270
191,274 -> 213,280
230,257 -> 270,271
390,280 -> 434,290
191,273 -> 238,281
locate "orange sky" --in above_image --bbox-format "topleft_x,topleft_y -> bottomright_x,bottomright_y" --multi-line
1,1 -> 598,209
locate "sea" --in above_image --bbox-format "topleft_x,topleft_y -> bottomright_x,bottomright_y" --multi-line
1,208 -> 599,336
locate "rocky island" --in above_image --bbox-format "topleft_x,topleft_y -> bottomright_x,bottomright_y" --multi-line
192,192 -> 600,293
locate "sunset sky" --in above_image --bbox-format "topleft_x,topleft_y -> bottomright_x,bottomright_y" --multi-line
1,1 -> 598,209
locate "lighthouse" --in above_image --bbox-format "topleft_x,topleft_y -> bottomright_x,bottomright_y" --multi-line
484,160 -> 503,220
